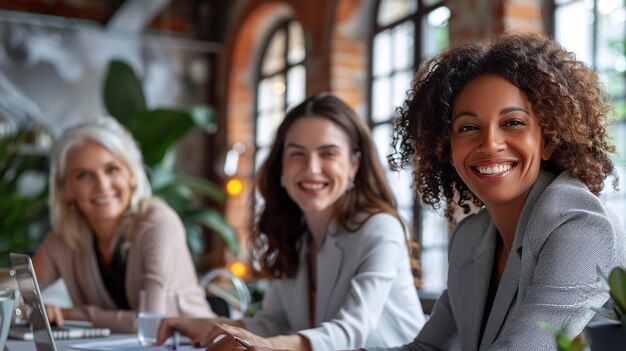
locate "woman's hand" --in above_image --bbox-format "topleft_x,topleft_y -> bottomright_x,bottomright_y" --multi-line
156,317 -> 241,346
205,324 -> 290,351
44,303 -> 69,326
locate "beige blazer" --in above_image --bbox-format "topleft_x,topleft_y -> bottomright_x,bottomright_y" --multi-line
243,213 -> 425,351
375,170 -> 626,351
34,199 -> 214,332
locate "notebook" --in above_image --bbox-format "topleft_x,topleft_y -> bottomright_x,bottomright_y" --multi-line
9,253 -> 111,350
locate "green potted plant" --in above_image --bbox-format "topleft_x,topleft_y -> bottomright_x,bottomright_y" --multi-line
102,60 -> 238,257
585,266 -> 626,350
0,126 -> 49,268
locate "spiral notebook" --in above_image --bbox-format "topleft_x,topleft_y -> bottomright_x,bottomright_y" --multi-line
9,253 -> 111,350
9,322 -> 111,341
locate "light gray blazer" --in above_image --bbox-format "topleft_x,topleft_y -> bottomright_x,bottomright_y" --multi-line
379,170 -> 626,351
242,213 -> 425,351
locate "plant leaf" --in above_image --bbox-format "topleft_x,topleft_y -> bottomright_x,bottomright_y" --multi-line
128,109 -> 194,166
591,306 -> 618,320
189,105 -> 218,133
186,208 -> 238,256
608,267 -> 626,317
103,60 -> 146,126
176,177 -> 227,203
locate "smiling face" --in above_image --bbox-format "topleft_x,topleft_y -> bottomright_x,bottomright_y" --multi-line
450,74 -> 551,210
281,116 -> 360,223
64,141 -> 135,232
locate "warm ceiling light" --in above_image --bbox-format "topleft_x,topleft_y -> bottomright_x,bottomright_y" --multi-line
226,178 -> 244,196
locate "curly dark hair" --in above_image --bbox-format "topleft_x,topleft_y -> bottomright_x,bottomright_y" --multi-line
253,93 -> 400,278
391,31 -> 617,221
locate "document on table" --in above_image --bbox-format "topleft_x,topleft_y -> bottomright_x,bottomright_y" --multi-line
67,337 -> 204,351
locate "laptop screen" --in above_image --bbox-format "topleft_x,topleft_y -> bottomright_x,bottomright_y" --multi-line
10,253 -> 57,351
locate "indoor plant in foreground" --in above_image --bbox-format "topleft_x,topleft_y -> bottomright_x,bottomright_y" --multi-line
585,266 -> 626,350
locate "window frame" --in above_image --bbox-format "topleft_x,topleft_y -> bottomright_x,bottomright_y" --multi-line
367,0 -> 449,298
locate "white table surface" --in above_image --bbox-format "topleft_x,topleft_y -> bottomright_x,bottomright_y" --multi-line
6,334 -> 202,351
6,334 -> 140,351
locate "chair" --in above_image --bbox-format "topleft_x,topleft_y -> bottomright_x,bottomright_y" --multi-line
199,268 -> 251,319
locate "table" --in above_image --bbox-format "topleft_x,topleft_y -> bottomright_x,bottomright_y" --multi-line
6,334 -> 201,351
7,334 -> 139,351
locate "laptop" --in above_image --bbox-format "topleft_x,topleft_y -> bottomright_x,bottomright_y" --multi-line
9,253 -> 111,351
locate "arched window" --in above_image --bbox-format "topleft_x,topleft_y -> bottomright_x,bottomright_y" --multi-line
369,0 -> 450,295
549,0 -> 626,226
255,19 -> 306,170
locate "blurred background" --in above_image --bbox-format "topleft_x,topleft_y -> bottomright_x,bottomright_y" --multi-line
0,0 -> 625,313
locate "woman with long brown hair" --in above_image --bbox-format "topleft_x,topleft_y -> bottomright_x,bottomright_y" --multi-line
158,93 -> 424,350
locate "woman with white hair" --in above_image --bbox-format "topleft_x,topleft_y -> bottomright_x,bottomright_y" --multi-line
32,116 -> 214,333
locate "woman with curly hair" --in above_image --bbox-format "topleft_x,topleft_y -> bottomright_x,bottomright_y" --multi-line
157,93 -> 424,350
368,32 -> 626,350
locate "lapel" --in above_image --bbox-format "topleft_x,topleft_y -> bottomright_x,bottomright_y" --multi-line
288,240 -> 313,330
456,220 -> 497,351
315,226 -> 346,324
479,170 -> 555,349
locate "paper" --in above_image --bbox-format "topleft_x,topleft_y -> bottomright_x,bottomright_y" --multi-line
68,337 -> 204,351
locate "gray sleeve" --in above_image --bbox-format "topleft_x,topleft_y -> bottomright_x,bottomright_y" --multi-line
366,290 -> 457,351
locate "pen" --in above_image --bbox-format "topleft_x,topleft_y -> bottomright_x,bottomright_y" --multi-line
173,331 -> 180,350
232,335 -> 251,348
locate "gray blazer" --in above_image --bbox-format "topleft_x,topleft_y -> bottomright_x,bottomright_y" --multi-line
381,170 -> 626,351
242,213 -> 425,351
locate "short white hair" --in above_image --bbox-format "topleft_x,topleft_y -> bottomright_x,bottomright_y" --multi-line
49,116 -> 151,249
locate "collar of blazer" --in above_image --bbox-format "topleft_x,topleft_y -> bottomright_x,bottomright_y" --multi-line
452,170 -> 557,350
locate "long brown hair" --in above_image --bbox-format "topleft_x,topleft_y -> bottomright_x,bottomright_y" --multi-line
253,93 -> 400,278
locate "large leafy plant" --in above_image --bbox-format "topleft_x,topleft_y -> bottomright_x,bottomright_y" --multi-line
0,127 -> 49,267
103,60 -> 238,257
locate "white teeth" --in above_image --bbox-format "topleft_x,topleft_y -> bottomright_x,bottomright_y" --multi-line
300,182 -> 325,190
476,163 -> 513,175
92,197 -> 114,204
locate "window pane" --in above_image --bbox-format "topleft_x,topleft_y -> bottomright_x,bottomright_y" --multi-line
373,30 -> 392,77
596,0 -> 626,73
286,64 -> 306,109
372,77 -> 392,123
288,21 -> 305,64
256,114 -> 273,148
421,246 -> 448,293
393,21 -> 415,71
600,71 -> 626,101
261,29 -> 286,75
421,6 -> 450,60
420,206 -> 448,293
372,124 -> 393,168
392,70 -> 412,112
257,78 -> 273,113
372,125 -> 415,214
555,0 -> 626,249
377,0 -> 417,26
555,1 -> 593,65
